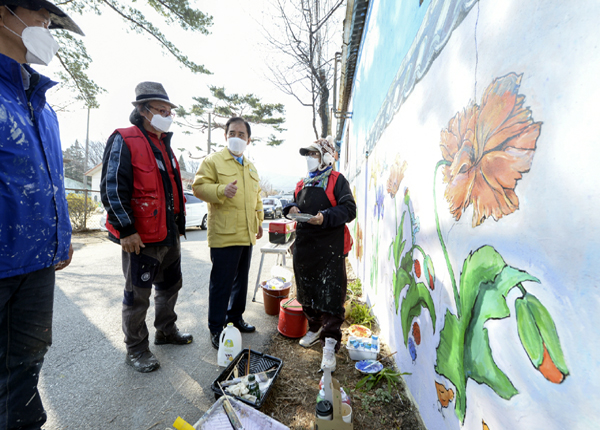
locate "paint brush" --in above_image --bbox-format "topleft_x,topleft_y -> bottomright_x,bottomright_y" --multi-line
382,351 -> 397,360
217,381 -> 244,430
246,347 -> 251,376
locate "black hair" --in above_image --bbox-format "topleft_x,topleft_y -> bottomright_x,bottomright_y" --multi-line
225,117 -> 251,137
129,103 -> 149,126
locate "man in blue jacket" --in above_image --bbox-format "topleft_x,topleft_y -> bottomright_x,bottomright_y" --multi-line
0,1 -> 82,428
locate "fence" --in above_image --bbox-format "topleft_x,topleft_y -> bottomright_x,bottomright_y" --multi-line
65,188 -> 104,231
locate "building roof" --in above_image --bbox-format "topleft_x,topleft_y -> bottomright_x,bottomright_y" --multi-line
84,162 -> 103,177
335,0 -> 370,144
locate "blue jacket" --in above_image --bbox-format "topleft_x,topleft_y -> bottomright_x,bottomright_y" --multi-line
0,53 -> 71,279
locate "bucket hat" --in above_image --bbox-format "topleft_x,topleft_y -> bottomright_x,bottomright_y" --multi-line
131,81 -> 178,109
0,0 -> 84,35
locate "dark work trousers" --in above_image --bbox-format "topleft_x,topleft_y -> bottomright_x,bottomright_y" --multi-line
0,266 -> 55,430
121,236 -> 183,354
208,246 -> 252,334
303,306 -> 345,352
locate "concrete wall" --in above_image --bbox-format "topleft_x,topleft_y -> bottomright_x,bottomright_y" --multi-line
342,0 -> 600,428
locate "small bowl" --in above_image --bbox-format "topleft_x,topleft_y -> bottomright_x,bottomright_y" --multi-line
355,359 -> 383,374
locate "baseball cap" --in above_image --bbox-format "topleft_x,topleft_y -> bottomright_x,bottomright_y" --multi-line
299,143 -> 320,156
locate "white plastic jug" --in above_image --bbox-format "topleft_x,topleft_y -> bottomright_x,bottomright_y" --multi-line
218,323 -> 242,367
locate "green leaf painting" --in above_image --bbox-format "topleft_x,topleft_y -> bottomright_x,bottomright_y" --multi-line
388,188 -> 436,355
516,294 -> 569,383
400,282 -> 436,345
435,247 -> 542,421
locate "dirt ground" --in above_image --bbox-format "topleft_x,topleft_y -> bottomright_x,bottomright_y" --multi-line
72,232 -> 425,429
260,263 -> 426,430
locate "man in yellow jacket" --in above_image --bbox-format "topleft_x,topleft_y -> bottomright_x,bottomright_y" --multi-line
193,117 -> 264,348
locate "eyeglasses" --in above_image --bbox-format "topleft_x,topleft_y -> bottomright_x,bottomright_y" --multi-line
306,151 -> 320,158
147,105 -> 175,118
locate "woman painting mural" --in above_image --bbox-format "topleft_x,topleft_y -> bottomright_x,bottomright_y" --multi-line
283,137 -> 357,371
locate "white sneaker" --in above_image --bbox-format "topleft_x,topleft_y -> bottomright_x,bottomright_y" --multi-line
299,328 -> 322,348
320,338 -> 337,371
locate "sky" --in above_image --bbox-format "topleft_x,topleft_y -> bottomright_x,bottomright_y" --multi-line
43,0 -> 342,192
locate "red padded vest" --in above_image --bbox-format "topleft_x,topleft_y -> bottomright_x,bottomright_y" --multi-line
106,126 -> 168,243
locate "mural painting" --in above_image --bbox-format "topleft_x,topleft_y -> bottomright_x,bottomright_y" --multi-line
431,73 -> 568,422
342,0 -> 600,428
383,72 -> 569,423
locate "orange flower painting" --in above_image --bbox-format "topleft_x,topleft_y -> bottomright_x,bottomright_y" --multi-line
387,155 -> 407,198
439,73 -> 541,227
435,381 -> 454,408
355,220 -> 364,261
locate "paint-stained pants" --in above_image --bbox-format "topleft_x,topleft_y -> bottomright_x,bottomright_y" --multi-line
0,266 -> 55,430
121,236 -> 182,354
303,305 -> 344,352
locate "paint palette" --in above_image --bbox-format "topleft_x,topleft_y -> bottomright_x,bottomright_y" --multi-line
287,213 -> 315,222
347,324 -> 372,338
355,360 -> 383,374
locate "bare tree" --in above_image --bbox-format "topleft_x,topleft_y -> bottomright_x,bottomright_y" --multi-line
263,0 -> 344,139
187,159 -> 200,174
259,177 -> 274,197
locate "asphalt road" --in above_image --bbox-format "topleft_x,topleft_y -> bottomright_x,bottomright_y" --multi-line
41,220 -> 286,429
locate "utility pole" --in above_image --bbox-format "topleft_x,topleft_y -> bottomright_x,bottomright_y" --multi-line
83,106 -> 90,230
84,106 -> 90,188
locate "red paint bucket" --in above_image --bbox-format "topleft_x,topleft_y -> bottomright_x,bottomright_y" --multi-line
277,298 -> 307,338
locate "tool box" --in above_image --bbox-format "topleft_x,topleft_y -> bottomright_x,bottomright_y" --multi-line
268,220 -> 296,244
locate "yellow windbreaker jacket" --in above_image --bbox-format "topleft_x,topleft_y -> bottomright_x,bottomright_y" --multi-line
192,148 -> 263,248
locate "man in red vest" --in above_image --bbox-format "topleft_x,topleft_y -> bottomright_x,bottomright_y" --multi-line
100,82 -> 192,373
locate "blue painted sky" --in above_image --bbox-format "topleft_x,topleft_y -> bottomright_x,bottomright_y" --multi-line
353,0 -> 430,138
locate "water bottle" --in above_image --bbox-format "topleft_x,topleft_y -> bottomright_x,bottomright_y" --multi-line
371,335 -> 379,351
218,323 -> 242,367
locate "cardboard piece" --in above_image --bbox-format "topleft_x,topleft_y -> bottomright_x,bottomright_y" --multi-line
314,371 -> 353,430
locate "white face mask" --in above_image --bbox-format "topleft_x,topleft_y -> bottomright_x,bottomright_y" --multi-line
5,9 -> 59,66
146,109 -> 173,133
228,137 -> 247,156
306,156 -> 320,172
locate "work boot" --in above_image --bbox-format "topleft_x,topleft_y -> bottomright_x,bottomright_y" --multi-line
154,330 -> 193,345
125,349 -> 160,373
228,319 -> 256,333
299,328 -> 322,348
321,338 -> 337,372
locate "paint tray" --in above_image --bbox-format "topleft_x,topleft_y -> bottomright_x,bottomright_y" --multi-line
211,348 -> 283,409
194,396 -> 289,429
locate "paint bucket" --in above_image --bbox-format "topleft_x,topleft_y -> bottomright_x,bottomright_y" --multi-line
277,298 -> 307,338
262,281 -> 291,315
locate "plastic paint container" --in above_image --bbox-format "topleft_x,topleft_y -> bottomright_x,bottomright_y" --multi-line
316,400 -> 333,421
217,323 -> 242,367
